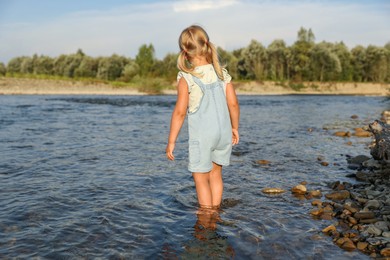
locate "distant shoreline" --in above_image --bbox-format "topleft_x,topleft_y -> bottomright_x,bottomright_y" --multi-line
0,77 -> 389,96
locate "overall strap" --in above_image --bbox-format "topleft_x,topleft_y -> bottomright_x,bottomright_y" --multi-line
191,76 -> 206,92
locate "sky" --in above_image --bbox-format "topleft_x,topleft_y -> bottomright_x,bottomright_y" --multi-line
0,0 -> 389,63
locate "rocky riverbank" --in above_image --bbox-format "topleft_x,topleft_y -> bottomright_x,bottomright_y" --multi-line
262,111 -> 390,258
298,112 -> 390,258
0,77 -> 389,96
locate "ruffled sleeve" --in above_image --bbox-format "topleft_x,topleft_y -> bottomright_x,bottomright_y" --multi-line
177,71 -> 195,93
222,68 -> 232,84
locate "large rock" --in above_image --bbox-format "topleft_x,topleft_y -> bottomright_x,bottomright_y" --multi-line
325,190 -> 350,201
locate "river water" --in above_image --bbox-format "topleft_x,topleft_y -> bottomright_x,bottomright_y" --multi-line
0,95 -> 388,259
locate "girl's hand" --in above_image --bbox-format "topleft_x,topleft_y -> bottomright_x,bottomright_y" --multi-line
232,129 -> 239,145
166,143 -> 175,161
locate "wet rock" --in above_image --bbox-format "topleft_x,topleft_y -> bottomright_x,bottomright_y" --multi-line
311,199 -> 322,207
347,216 -> 358,225
364,200 -> 381,210
362,158 -> 381,169
310,208 -> 323,217
374,221 -> 389,231
367,225 -> 383,236
322,224 -> 336,234
336,237 -> 356,251
382,231 -> 390,238
343,204 -> 358,214
355,172 -> 368,181
291,184 -> 307,195
347,155 -> 370,170
334,131 -> 351,137
357,241 -> 368,251
380,248 -> 390,257
325,190 -> 350,201
320,161 -> 329,166
257,160 -> 271,165
360,219 -> 379,224
353,128 -> 372,138
309,190 -> 322,198
354,211 -> 376,220
261,187 -> 286,194
351,115 -> 359,119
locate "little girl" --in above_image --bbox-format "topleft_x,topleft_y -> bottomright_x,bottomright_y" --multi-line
166,25 -> 240,210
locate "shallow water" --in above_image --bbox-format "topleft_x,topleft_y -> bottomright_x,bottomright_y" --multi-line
0,95 -> 387,259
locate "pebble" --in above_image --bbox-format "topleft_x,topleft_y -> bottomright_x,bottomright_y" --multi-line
291,184 -> 307,195
364,200 -> 381,210
381,248 -> 390,257
261,187 -> 286,194
325,190 -> 350,201
367,225 -> 383,236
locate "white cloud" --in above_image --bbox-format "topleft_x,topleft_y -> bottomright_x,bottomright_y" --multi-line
173,0 -> 238,12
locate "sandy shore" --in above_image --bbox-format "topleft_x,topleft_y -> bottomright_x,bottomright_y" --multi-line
0,77 -> 389,96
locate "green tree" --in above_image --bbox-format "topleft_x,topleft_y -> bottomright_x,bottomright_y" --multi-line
74,56 -> 99,78
218,47 -> 239,80
34,55 -> 54,75
288,27 -> 315,81
351,45 -> 366,82
97,54 -> 128,81
121,60 -> 140,82
365,45 -> 388,82
0,62 -> 6,76
20,56 -> 34,74
267,39 -> 288,81
332,42 -> 353,81
7,57 -> 25,74
241,40 -> 267,80
135,44 -> 156,77
309,42 -> 341,81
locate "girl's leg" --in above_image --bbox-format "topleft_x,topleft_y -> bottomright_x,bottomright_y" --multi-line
192,162 -> 223,208
192,172 -> 212,207
209,162 -> 223,207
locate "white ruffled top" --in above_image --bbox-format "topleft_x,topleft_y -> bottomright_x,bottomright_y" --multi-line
177,64 -> 232,113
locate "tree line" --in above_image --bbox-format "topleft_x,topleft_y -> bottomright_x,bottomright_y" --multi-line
1,27 -> 389,85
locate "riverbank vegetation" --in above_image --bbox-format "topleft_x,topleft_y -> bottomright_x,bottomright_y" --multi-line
1,28 -> 389,93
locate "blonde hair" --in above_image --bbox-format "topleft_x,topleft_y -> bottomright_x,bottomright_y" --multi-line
177,25 -> 224,80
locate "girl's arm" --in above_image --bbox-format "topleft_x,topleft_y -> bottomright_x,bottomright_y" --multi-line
225,82 -> 240,145
166,77 -> 189,160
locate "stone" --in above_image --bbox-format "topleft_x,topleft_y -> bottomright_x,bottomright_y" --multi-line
257,160 -> 271,165
374,221 -> 389,231
291,184 -> 307,195
311,200 -> 322,207
383,231 -> 390,238
347,155 -> 371,166
362,158 -> 382,168
325,190 -> 350,201
310,208 -> 323,216
348,216 -> 358,225
261,187 -> 286,194
322,224 -> 336,234
364,200 -> 381,210
367,225 -> 382,236
343,204 -> 358,214
334,131 -> 351,137
353,128 -> 372,137
360,219 -> 379,224
357,241 -> 368,251
336,237 -> 356,251
354,211 -> 375,219
381,248 -> 390,257
320,161 -> 329,166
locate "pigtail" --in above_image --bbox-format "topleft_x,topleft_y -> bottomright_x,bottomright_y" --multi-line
207,42 -> 224,81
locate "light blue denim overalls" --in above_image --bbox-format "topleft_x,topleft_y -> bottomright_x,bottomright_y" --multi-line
187,76 -> 232,173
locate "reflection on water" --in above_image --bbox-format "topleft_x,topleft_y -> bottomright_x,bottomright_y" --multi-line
0,95 -> 385,259
182,208 -> 235,259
